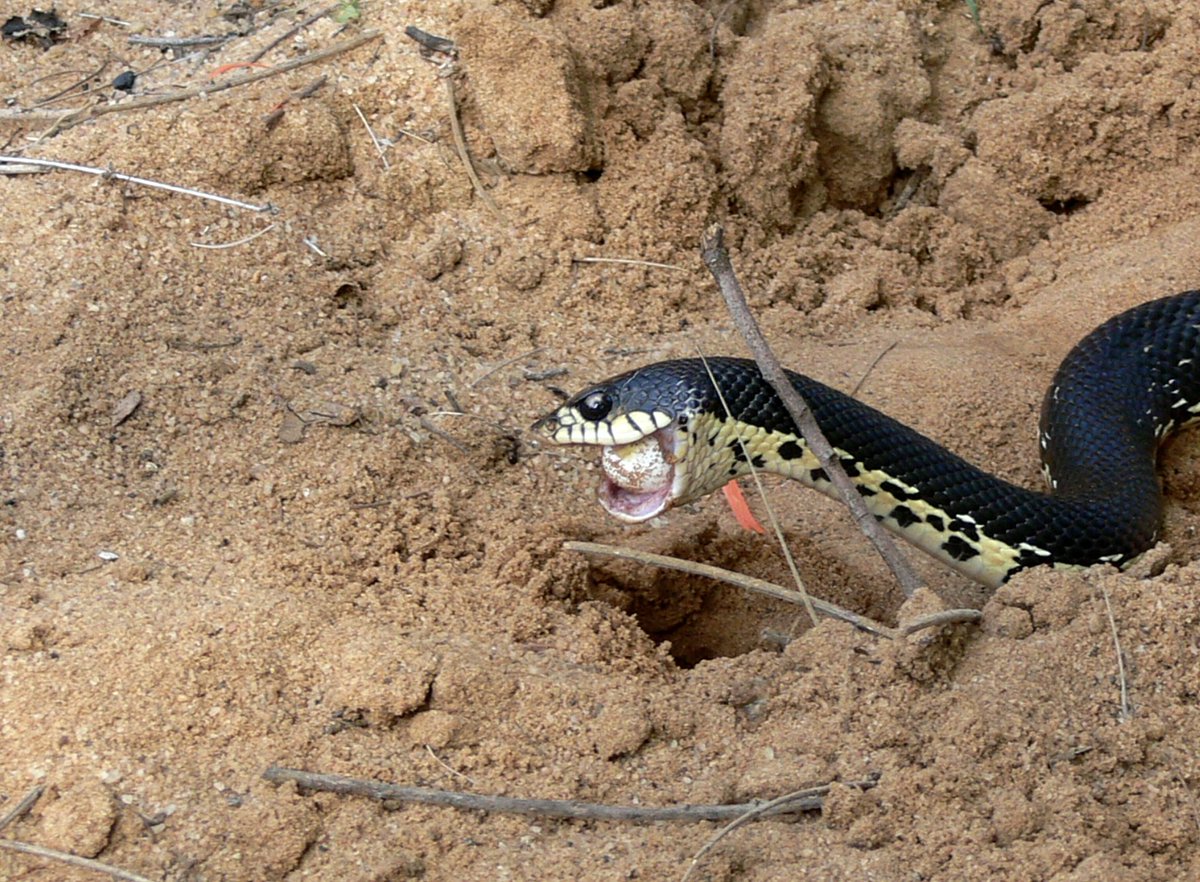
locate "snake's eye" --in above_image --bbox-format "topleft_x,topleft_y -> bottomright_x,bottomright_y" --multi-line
577,391 -> 613,422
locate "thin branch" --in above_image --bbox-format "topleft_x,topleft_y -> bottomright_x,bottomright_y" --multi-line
0,29 -> 382,129
353,103 -> 390,170
263,766 -> 878,821
403,26 -> 459,57
572,256 -> 686,271
898,607 -> 982,636
403,27 -> 505,220
0,786 -> 43,833
700,224 -> 924,598
572,538 -> 981,639
293,75 -> 328,100
425,745 -> 477,786
886,167 -> 929,218
190,223 -> 277,249
397,126 -> 436,145
1096,579 -> 1133,720
708,0 -> 738,60
29,61 -> 110,109
78,12 -> 135,27
417,415 -> 470,453
264,74 -> 328,128
564,540 -> 892,638
0,838 -> 158,882
850,340 -> 899,398
470,346 -> 545,388
523,366 -> 567,381
441,73 -> 501,217
683,784 -> 849,882
247,2 -> 340,64
128,33 -> 234,49
0,156 -> 271,213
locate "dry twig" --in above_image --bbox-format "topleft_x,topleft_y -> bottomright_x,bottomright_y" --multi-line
418,415 -> 470,453
470,346 -> 545,388
264,766 -> 878,821
0,29 -> 382,131
190,224 -> 277,249
128,33 -> 233,50
572,256 -> 686,271
0,786 -> 43,833
247,2 -> 341,64
404,26 -> 458,56
709,0 -> 739,59
404,26 -> 504,220
353,103 -> 390,170
28,61 -> 109,109
425,745 -> 477,786
0,837 -> 157,882
700,224 -> 924,598
850,340 -> 900,397
1095,578 -> 1133,720
899,607 -> 983,635
78,12 -> 134,28
566,540 -> 980,638
682,784 -> 851,882
566,540 -> 887,636
442,72 -> 501,216
264,74 -> 328,129
0,156 -> 271,213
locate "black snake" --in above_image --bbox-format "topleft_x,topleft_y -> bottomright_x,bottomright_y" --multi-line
533,291 -> 1200,587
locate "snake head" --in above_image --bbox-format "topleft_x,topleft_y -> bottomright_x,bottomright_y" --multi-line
532,364 -> 709,522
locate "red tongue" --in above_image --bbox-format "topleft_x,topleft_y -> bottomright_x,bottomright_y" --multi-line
722,481 -> 766,534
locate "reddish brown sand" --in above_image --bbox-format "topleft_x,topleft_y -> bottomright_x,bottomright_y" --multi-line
4,1 -> 1200,880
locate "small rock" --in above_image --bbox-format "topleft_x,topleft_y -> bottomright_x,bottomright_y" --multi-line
278,411 -> 306,444
110,390 -> 142,427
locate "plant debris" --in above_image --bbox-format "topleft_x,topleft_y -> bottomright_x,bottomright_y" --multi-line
1,9 -> 67,48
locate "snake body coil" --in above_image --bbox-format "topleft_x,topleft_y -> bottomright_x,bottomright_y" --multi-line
534,291 -> 1200,588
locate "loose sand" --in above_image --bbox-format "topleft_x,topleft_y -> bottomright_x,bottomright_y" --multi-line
4,1 -> 1200,879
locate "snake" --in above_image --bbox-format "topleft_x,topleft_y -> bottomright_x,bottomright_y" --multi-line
532,290 -> 1200,588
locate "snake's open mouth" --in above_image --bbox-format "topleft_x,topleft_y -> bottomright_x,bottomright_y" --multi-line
598,426 -> 682,523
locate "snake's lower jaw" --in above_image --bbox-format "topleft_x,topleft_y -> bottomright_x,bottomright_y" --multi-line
597,426 -> 684,523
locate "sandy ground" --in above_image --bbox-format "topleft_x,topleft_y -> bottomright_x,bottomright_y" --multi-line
4,0 -> 1200,879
